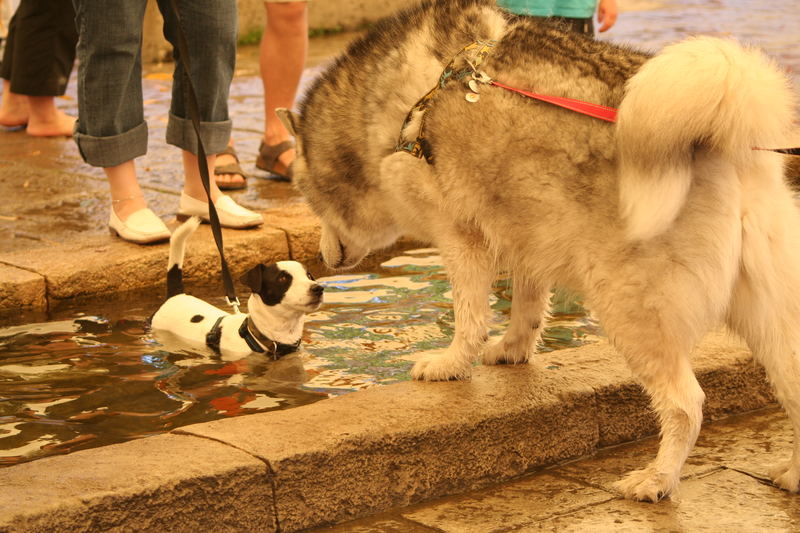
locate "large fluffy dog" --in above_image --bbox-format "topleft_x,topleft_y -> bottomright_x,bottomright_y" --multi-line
281,0 -> 799,501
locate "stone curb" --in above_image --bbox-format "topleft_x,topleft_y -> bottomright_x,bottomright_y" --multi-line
0,204 -> 320,312
0,331 -> 775,532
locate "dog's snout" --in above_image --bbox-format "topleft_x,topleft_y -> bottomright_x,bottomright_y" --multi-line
311,284 -> 325,295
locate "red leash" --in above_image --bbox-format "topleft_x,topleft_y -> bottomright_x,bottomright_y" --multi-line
489,78 -> 798,154
490,79 -> 618,123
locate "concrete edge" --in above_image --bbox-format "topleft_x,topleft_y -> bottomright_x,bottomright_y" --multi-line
0,206 -> 305,311
0,203 -> 423,313
0,331 -> 777,532
0,263 -> 46,310
0,432 -> 276,533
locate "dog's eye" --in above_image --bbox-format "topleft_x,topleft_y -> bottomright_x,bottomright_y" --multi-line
279,273 -> 289,283
306,272 -> 315,281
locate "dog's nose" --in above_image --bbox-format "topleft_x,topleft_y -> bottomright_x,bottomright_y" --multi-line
312,284 -> 324,295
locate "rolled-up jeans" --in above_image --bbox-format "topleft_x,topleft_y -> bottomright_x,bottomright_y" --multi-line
72,0 -> 236,168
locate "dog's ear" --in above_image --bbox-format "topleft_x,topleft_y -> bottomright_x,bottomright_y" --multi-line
240,264 -> 264,293
275,108 -> 299,138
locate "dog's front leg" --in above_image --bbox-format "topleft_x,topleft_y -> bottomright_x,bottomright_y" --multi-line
483,274 -> 550,365
411,233 -> 494,381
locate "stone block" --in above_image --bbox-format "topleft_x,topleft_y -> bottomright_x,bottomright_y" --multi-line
0,433 -> 274,533
0,264 -> 45,311
0,224 -> 288,302
176,365 -> 599,532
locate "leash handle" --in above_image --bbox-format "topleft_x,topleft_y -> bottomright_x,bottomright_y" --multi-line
168,0 -> 239,309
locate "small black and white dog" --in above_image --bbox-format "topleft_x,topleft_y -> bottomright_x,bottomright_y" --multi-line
150,217 -> 324,359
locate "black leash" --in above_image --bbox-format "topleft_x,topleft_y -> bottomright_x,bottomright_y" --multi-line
168,0 -> 240,312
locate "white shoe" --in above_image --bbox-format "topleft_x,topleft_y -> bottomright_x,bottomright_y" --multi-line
177,192 -> 263,229
108,207 -> 171,244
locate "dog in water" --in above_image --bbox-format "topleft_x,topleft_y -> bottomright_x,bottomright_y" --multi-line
150,217 -> 324,360
278,0 -> 800,502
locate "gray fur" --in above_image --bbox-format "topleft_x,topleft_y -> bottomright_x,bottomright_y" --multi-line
292,0 -> 800,502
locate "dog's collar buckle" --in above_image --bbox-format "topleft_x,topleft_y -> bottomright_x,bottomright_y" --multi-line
239,317 -> 301,360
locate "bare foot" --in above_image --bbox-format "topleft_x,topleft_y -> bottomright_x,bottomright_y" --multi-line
0,83 -> 29,128
26,108 -> 76,137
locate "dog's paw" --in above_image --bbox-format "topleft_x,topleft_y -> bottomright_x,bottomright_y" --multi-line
481,336 -> 531,365
411,351 -> 472,381
769,461 -> 800,492
613,467 -> 677,502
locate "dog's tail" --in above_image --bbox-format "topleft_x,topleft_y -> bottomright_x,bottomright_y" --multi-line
617,36 -> 795,241
166,216 -> 201,298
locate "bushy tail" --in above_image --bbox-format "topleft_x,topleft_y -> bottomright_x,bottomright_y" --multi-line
617,36 -> 795,240
166,216 -> 201,298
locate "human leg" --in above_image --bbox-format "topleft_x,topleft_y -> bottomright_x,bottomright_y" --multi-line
105,160 -> 170,244
256,0 -> 308,177
0,8 -> 28,128
214,139 -> 248,190
158,0 -> 261,227
72,0 -> 169,242
2,0 -> 78,135
0,79 -> 28,128
25,96 -> 76,137
73,0 -> 148,164
179,150 -> 262,228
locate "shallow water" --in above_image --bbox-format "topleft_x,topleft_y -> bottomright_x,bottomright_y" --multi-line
0,249 -> 599,467
2,0 -> 797,468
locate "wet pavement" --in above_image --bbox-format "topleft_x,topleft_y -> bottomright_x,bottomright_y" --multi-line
311,407 -> 800,533
0,31 -> 352,255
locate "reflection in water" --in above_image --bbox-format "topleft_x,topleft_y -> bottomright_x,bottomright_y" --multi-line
5,0 -> 793,469
0,249 -> 599,467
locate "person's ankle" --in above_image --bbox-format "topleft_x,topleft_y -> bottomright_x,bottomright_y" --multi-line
111,194 -> 147,221
26,108 -> 76,137
0,92 -> 29,127
183,185 -> 222,204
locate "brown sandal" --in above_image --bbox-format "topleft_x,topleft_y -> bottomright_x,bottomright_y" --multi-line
256,140 -> 294,181
215,145 -> 249,191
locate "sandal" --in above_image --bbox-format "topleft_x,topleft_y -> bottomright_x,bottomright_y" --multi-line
215,145 -> 249,191
256,140 -> 294,181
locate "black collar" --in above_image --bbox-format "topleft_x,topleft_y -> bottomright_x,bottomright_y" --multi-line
205,316 -> 225,352
239,316 -> 301,359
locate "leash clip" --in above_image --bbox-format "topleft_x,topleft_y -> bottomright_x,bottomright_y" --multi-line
226,296 -> 242,314
471,70 -> 493,84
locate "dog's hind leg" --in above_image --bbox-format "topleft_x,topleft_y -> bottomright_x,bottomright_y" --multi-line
610,337 -> 705,502
726,176 -> 800,493
411,227 -> 495,381
482,274 -> 550,365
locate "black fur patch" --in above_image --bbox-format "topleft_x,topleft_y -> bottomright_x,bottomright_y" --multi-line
166,264 -> 184,299
240,264 -> 292,306
190,315 -> 204,323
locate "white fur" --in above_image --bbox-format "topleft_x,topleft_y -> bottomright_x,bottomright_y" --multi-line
618,37 -> 795,240
151,219 -> 322,359
297,23 -> 800,503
